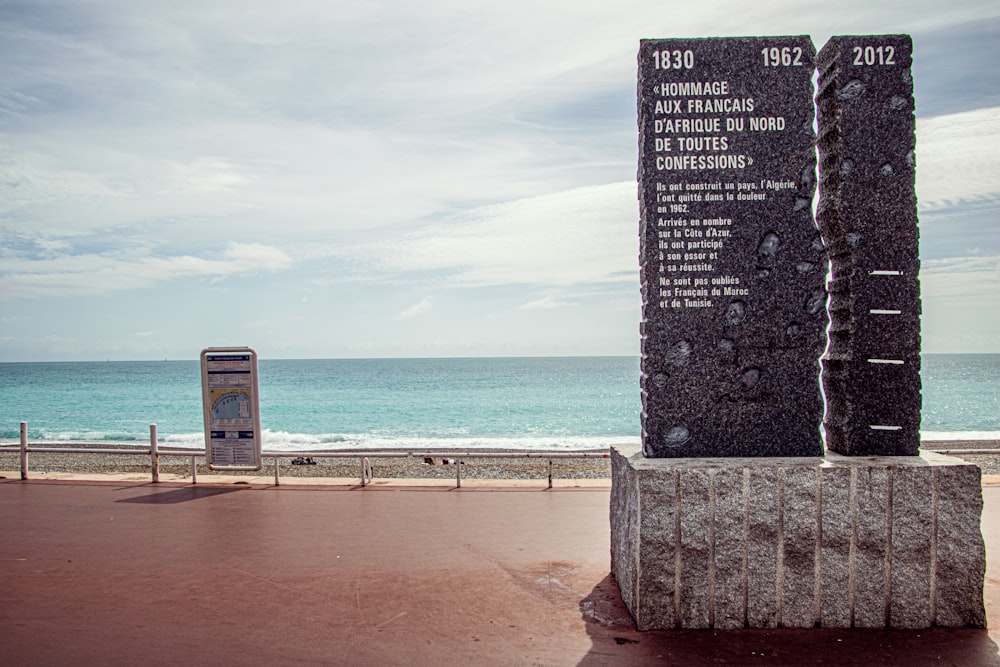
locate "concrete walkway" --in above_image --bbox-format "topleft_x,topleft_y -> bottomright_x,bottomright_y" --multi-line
2,476 -> 999,666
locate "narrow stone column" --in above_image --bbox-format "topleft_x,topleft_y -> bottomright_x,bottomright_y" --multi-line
816,35 -> 921,456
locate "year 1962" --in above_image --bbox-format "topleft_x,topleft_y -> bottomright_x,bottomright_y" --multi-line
761,46 -> 804,66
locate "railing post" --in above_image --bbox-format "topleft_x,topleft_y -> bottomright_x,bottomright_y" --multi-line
456,457 -> 462,488
360,457 -> 366,487
191,456 -> 197,484
20,422 -> 28,480
548,459 -> 553,489
274,457 -> 280,486
150,424 -> 159,483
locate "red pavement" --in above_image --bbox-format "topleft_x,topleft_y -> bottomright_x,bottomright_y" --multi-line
2,478 -> 999,666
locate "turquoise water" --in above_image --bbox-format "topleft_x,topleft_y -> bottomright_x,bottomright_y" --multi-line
0,355 -> 996,449
0,357 -> 640,450
919,353 -> 1000,440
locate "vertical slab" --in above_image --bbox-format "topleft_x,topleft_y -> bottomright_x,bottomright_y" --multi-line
678,470 -> 712,627
713,467 -> 747,629
934,465 -> 987,627
890,466 -> 933,628
820,464 -> 852,627
852,466 -> 890,628
746,467 -> 780,627
816,35 -> 921,456
609,447 -> 639,615
782,466 -> 820,627
637,37 -> 826,457
636,470 -> 680,630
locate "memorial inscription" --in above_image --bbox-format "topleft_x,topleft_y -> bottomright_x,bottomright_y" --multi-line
816,35 -> 921,456
638,37 -> 827,457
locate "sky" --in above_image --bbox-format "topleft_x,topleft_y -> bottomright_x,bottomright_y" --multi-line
1,0 -> 998,361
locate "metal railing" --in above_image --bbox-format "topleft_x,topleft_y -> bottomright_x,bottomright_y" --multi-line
930,449 -> 1000,456
1,422 -> 610,488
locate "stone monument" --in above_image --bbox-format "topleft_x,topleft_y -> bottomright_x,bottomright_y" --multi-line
816,35 -> 921,456
611,34 -> 985,631
637,36 -> 827,457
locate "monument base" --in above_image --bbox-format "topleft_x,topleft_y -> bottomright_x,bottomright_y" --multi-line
610,445 -> 985,630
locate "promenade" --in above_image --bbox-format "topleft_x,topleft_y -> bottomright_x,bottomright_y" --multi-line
2,474 -> 999,665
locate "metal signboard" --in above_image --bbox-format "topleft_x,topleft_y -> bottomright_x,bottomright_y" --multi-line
200,347 -> 263,471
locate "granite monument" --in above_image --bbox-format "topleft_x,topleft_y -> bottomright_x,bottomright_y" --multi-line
613,34 -> 985,631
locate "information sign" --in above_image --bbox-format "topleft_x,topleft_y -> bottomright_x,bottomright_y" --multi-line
200,347 -> 263,471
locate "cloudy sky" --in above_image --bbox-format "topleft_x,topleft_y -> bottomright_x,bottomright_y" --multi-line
1,1 -> 998,361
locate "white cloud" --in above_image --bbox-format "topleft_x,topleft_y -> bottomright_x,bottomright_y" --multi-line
220,242 -> 293,270
917,107 -> 1000,212
0,143 -> 130,218
0,242 -> 293,300
922,255 -> 1000,300
394,298 -> 433,321
921,256 -> 1000,352
519,296 -> 576,310
2,1 -> 999,358
162,157 -> 255,194
336,181 -> 638,288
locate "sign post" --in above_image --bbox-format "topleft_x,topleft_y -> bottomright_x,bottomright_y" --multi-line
200,347 -> 263,471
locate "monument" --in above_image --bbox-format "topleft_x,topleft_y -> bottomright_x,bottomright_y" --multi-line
637,36 -> 827,457
816,35 -> 922,456
611,35 -> 985,631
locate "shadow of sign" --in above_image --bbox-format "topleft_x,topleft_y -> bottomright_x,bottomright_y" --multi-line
576,574 -> 1000,666
116,486 -> 249,504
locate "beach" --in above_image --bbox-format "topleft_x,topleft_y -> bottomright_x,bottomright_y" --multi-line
4,441 -> 1000,482
0,446 -> 615,482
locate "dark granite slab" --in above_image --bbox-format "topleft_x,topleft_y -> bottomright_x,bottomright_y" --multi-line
637,37 -> 826,457
816,35 -> 921,456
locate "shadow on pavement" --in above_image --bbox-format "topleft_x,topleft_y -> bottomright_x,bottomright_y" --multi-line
115,485 -> 249,504
577,574 -> 1000,666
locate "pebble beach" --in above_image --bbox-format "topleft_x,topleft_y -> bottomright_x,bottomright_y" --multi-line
3,441 -> 1000,482
0,445 -> 615,482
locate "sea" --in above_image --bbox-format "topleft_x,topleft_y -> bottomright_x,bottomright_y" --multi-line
1,355 -> 997,451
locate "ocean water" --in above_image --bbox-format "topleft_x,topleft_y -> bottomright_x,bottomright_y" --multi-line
0,357 -> 639,451
919,354 -> 1000,441
0,355 -> 997,450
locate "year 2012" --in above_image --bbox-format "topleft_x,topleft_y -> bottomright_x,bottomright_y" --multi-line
852,45 -> 896,65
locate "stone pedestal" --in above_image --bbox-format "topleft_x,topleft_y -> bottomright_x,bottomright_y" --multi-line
610,445 -> 985,630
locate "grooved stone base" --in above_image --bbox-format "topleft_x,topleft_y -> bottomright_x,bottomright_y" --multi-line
610,445 -> 985,630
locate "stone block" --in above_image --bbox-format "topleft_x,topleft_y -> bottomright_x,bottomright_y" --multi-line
712,467 -> 746,629
782,466 -> 820,627
611,446 -> 986,630
746,467 -> 780,627
890,465 -> 934,628
678,469 -> 712,627
819,464 -> 852,628
935,463 -> 987,627
852,465 -> 889,628
637,467 -> 679,628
